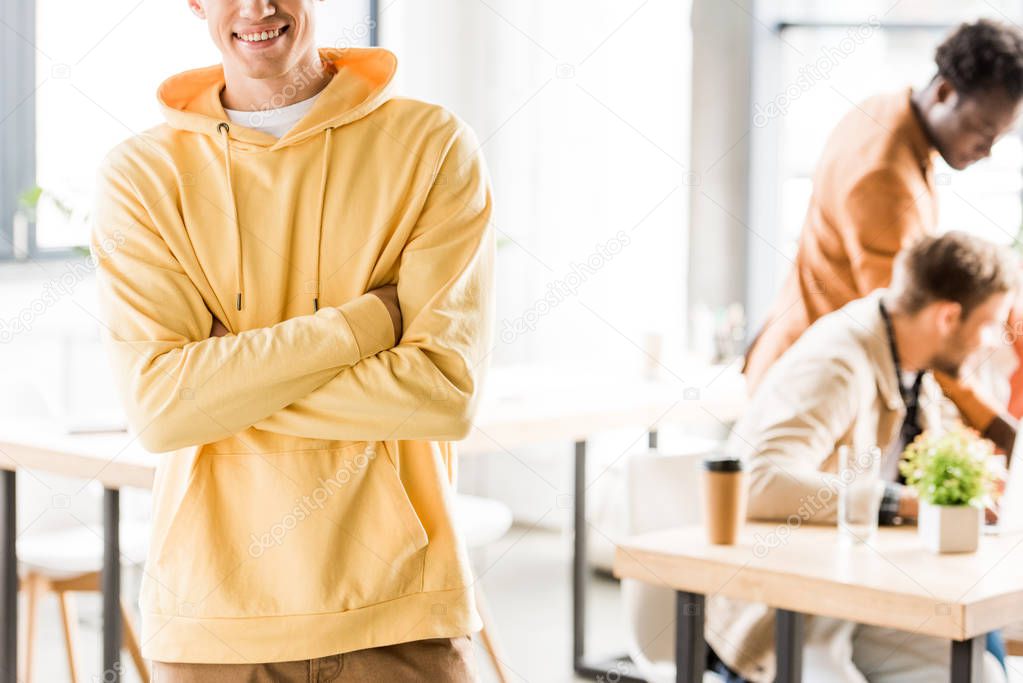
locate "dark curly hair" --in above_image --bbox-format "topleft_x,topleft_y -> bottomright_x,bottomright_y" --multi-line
935,19 -> 1023,100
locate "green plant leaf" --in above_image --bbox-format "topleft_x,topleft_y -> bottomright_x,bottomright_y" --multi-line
898,425 -> 993,506
18,185 -> 43,210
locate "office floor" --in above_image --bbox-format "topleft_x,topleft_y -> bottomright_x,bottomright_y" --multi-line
20,524 -> 1023,682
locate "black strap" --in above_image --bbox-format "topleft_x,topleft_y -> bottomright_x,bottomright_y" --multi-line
879,300 -> 923,482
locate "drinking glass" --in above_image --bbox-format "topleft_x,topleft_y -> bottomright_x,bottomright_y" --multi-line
838,444 -> 884,543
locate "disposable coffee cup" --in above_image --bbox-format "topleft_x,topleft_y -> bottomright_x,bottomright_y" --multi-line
701,457 -> 747,545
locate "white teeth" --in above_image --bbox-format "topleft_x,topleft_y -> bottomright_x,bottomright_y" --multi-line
238,27 -> 281,42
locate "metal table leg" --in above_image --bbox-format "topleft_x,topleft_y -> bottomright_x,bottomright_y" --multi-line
951,636 -> 984,682
676,591 -> 706,683
103,487 -> 122,682
572,439 -> 646,682
775,609 -> 804,683
1,470 -> 15,683
573,439 -> 586,666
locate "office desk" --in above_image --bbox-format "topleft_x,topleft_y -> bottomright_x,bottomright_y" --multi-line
0,362 -> 744,682
614,522 -> 1023,682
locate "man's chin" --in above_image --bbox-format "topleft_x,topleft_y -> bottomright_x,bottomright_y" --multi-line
941,155 -> 971,171
936,147 -> 974,170
930,359 -> 961,378
228,61 -> 294,84
226,47 -> 296,79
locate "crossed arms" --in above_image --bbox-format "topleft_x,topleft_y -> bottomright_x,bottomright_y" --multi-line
92,124 -> 494,453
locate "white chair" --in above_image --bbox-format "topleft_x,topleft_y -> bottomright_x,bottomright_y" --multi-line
453,493 -> 514,683
18,521 -> 151,683
622,447 -> 723,683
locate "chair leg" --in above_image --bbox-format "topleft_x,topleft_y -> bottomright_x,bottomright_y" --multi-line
56,590 -> 81,683
21,573 -> 46,683
473,582 -> 512,683
121,600 -> 149,683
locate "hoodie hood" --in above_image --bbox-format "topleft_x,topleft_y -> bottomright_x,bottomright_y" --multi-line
155,47 -> 397,311
157,47 -> 397,150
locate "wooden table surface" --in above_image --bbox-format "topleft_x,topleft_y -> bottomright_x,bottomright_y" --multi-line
614,522 -> 1023,641
0,362 -> 746,490
0,421 -> 154,490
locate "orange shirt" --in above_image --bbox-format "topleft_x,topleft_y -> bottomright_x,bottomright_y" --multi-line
1010,309 -> 1023,420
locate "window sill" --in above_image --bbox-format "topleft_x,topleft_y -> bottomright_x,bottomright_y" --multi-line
0,251 -> 92,282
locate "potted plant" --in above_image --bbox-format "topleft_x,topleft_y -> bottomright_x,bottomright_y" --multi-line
899,426 -> 993,553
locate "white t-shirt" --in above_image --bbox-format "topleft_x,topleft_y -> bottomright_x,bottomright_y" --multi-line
223,92 -> 322,138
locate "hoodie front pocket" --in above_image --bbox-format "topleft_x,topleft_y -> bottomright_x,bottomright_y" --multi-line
149,441 -> 429,619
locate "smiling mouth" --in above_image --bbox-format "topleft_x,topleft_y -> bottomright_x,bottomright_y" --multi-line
233,25 -> 289,45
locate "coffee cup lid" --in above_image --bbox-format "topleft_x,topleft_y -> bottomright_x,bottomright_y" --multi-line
703,456 -> 744,472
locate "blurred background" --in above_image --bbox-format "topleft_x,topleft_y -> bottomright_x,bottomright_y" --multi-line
3,0 -> 1023,681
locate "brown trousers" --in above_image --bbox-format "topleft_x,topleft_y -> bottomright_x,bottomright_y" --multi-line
152,636 -> 478,682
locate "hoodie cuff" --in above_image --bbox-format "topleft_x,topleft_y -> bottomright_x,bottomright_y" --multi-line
878,482 -> 905,526
338,292 -> 397,361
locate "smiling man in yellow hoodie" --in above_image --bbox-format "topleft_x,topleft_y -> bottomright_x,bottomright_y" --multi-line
91,0 -> 494,680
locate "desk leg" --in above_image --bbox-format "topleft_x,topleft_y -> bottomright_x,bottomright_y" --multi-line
775,609 -> 803,683
573,440 -> 587,666
103,487 -> 122,682
675,591 -> 706,683
1,470 -> 15,683
950,636 -> 984,682
572,440 -> 646,682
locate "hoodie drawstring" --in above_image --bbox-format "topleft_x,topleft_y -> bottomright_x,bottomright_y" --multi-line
217,122 -> 334,314
218,122 -> 244,311
312,126 -> 333,312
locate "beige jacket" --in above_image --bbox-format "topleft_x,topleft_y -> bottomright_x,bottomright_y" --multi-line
707,290 -> 946,682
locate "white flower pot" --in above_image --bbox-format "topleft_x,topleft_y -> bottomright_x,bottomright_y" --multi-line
918,501 -> 982,554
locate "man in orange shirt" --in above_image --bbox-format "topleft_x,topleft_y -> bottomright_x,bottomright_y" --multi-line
745,19 -> 1023,454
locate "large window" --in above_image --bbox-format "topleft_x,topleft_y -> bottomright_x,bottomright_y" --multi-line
0,0 -> 373,259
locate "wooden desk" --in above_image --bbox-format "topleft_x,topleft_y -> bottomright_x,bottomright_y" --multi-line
614,523 -> 1023,682
0,363 -> 745,683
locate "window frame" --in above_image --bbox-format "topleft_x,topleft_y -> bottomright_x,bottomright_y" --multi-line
1,0 -> 52,261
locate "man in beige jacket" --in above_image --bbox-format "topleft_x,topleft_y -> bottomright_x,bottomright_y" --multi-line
709,232 -> 1018,682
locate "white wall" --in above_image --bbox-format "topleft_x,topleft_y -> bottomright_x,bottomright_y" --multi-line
382,0 -> 696,529
383,0 -> 692,372
687,0 -> 751,322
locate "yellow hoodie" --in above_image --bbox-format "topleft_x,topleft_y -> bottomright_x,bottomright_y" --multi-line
91,47 -> 494,663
